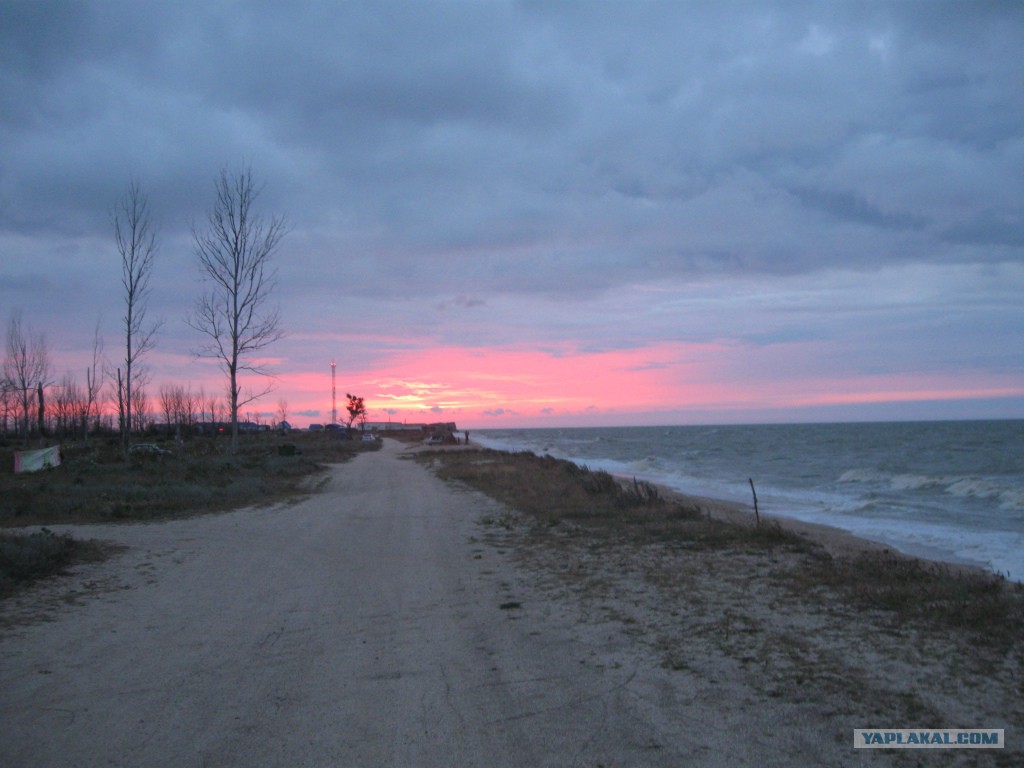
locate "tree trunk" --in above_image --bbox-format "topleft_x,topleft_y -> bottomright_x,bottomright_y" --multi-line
37,383 -> 44,436
230,366 -> 239,454
117,368 -> 128,461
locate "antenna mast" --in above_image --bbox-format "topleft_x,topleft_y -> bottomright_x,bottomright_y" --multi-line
331,359 -> 337,425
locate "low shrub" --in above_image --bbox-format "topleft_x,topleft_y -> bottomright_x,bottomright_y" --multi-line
0,528 -> 77,592
426,449 -> 707,532
796,551 -> 1024,645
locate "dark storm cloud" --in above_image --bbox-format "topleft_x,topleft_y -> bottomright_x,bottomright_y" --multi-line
787,187 -> 929,232
944,212 -> 1024,248
4,2 -> 1021,267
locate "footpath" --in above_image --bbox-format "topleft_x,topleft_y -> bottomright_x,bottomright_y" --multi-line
1,440 -> 716,767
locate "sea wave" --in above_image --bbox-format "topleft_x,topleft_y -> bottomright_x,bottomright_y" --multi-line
999,489 -> 1024,511
890,474 -> 945,491
838,468 -> 947,492
776,508 -> 1024,579
946,477 -> 994,499
475,422 -> 1024,579
838,468 -> 1023,509
838,468 -> 882,484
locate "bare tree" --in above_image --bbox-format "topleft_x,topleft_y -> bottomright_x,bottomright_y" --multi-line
3,310 -> 50,439
113,178 -> 160,458
182,385 -> 198,430
276,397 -> 289,428
159,383 -> 176,429
205,388 -> 221,425
189,166 -> 287,453
53,372 -> 85,438
0,383 -> 14,435
112,370 -> 124,437
195,384 -> 212,424
132,386 -> 150,434
157,382 -> 195,436
84,318 -> 105,438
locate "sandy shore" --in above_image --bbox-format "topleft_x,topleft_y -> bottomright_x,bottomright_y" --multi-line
2,439 -> 1019,766
654,481 -> 991,575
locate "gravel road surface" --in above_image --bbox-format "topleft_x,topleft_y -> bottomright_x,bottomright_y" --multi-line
1,440 -> 707,767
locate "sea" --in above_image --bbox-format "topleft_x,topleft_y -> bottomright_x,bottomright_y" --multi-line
473,421 -> 1024,580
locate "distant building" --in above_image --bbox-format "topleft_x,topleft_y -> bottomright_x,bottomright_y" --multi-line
363,421 -> 431,432
426,422 -> 457,433
194,421 -> 270,435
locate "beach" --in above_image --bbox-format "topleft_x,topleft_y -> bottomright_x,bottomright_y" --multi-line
1,438 -> 1019,766
475,421 -> 1024,580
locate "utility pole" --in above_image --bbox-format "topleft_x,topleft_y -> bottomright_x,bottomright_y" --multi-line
330,359 -> 337,426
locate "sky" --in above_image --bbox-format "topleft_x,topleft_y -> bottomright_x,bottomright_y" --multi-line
2,0 -> 1022,429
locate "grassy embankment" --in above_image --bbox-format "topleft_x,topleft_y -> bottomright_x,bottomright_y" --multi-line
423,448 -> 1024,737
0,432 -> 378,596
422,448 -> 1024,650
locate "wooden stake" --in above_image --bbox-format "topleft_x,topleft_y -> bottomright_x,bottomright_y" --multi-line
749,478 -> 760,526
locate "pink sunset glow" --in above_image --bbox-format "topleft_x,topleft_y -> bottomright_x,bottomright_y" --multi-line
258,342 -> 1024,429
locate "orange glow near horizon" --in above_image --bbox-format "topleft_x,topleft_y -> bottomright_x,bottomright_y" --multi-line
270,341 -> 725,427
272,342 -> 1024,428
108,340 -> 1024,429
289,343 -> 688,424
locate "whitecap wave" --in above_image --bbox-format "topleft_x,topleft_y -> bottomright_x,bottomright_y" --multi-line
838,468 -> 881,484
890,474 -> 944,491
946,477 -> 1005,501
999,489 -> 1024,511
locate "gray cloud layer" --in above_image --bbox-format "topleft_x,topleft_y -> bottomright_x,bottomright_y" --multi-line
2,1 -> 1022,419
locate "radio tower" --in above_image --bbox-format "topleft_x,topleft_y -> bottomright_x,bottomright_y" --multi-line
330,360 -> 337,425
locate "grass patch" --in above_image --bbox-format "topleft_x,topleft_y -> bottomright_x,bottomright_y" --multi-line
421,448 -> 808,554
795,550 -> 1024,647
423,447 -> 1024,645
423,448 -> 695,524
0,528 -> 113,597
0,432 -> 379,600
0,432 -> 379,526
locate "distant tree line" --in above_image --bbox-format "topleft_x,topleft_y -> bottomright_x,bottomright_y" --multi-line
0,308 -> 242,441
0,166 -> 287,454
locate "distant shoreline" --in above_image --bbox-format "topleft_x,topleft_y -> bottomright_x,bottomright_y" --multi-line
471,422 -> 1024,581
448,439 -> 1006,582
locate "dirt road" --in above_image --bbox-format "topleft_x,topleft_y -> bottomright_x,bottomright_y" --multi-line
1,440 -> 716,767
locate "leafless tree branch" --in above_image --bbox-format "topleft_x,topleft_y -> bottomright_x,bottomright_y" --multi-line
188,166 -> 287,452
3,309 -> 50,439
113,178 -> 161,457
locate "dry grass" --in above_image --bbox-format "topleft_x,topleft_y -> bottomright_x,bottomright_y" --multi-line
0,528 -> 118,598
793,550 -> 1024,648
0,431 -> 378,526
423,447 -> 1024,647
426,448 -> 694,521
0,431 -> 379,597
422,447 -> 1024,759
423,447 -> 811,549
